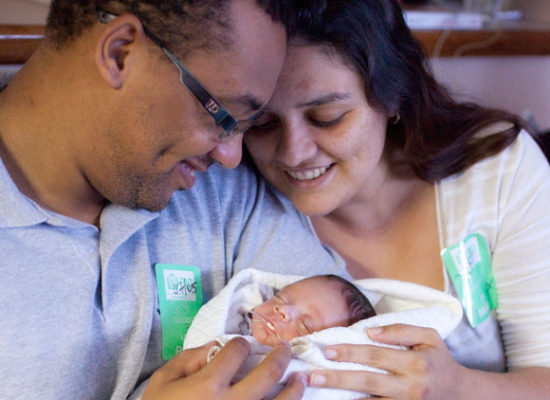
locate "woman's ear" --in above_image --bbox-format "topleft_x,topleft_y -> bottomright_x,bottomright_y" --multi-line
95,14 -> 144,89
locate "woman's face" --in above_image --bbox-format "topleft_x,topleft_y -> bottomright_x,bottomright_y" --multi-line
244,43 -> 389,217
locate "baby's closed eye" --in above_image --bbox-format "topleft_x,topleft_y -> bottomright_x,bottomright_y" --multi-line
298,317 -> 314,335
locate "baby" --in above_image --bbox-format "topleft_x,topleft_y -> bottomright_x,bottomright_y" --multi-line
183,269 -> 463,400
242,274 -> 376,346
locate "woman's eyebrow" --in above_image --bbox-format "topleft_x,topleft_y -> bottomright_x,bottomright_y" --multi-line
297,92 -> 352,108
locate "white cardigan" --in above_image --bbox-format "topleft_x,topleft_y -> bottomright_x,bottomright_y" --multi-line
436,130 -> 550,371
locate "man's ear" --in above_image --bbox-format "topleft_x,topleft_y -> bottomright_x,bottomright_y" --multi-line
95,14 -> 145,89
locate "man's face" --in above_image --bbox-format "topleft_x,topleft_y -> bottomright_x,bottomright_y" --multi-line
88,0 -> 287,211
251,277 -> 349,346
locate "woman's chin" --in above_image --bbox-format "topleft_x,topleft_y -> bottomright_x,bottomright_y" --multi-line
289,195 -> 337,217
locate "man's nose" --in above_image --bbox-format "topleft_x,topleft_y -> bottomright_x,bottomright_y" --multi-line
208,133 -> 244,169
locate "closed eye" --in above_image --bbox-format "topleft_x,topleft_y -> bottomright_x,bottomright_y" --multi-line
309,112 -> 347,128
247,118 -> 280,134
298,318 -> 313,335
274,293 -> 286,304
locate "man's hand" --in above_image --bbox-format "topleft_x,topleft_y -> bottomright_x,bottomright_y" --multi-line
143,337 -> 306,400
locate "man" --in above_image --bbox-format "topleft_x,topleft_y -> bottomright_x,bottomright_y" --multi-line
0,0 -> 347,399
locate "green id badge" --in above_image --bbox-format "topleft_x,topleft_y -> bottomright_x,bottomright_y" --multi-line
155,264 -> 203,360
440,233 -> 498,327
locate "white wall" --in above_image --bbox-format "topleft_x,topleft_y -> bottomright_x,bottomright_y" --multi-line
0,0 -> 48,24
431,56 -> 550,132
519,0 -> 550,21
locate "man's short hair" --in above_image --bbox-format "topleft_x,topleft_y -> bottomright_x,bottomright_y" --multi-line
45,0 -> 298,58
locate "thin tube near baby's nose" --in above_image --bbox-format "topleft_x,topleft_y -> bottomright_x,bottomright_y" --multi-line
249,310 -> 282,341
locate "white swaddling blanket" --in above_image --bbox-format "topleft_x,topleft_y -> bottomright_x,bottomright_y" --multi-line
184,269 -> 463,399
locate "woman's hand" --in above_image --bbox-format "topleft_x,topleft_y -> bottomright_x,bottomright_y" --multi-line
308,324 -> 467,399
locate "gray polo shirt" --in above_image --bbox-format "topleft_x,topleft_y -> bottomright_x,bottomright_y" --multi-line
0,161 -> 347,400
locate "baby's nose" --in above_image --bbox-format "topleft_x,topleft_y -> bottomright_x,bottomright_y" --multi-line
274,304 -> 290,322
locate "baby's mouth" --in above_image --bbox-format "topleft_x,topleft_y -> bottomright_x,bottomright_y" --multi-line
250,310 -> 281,340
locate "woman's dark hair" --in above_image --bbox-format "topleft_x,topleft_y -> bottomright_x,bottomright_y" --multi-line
294,0 -> 525,181
321,274 -> 376,325
46,0 -> 300,55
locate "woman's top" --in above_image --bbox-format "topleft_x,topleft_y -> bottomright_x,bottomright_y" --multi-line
436,130 -> 550,371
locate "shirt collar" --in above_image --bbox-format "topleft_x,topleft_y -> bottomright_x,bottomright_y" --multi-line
0,157 -> 49,228
0,157 -> 159,232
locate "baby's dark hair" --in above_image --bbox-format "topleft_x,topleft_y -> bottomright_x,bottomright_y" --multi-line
321,275 -> 376,325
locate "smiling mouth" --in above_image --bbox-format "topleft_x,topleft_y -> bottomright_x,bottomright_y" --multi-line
183,158 -> 209,173
286,164 -> 333,181
179,161 -> 196,177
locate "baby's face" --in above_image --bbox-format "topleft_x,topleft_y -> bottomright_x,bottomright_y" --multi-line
251,277 -> 349,346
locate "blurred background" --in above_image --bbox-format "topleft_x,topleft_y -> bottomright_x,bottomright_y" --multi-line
1,0 -> 550,136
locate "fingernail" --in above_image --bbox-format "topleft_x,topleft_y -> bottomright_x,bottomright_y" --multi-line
323,347 -> 337,359
310,373 -> 326,386
367,327 -> 383,336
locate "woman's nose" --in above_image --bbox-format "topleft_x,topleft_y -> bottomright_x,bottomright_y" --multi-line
276,123 -> 317,167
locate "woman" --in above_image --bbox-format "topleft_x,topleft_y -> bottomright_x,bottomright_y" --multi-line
244,0 -> 550,398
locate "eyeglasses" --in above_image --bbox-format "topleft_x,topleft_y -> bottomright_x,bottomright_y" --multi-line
97,9 -> 263,141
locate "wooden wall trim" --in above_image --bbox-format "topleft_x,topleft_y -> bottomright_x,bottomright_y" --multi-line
417,27 -> 550,57
0,25 -> 45,64
1,22 -> 550,65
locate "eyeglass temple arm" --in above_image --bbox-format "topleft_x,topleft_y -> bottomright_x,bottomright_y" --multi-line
157,41 -> 236,131
98,9 -> 236,130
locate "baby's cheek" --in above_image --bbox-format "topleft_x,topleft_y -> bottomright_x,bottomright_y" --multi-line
278,326 -> 295,342
251,325 -> 260,341
252,327 -> 269,345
